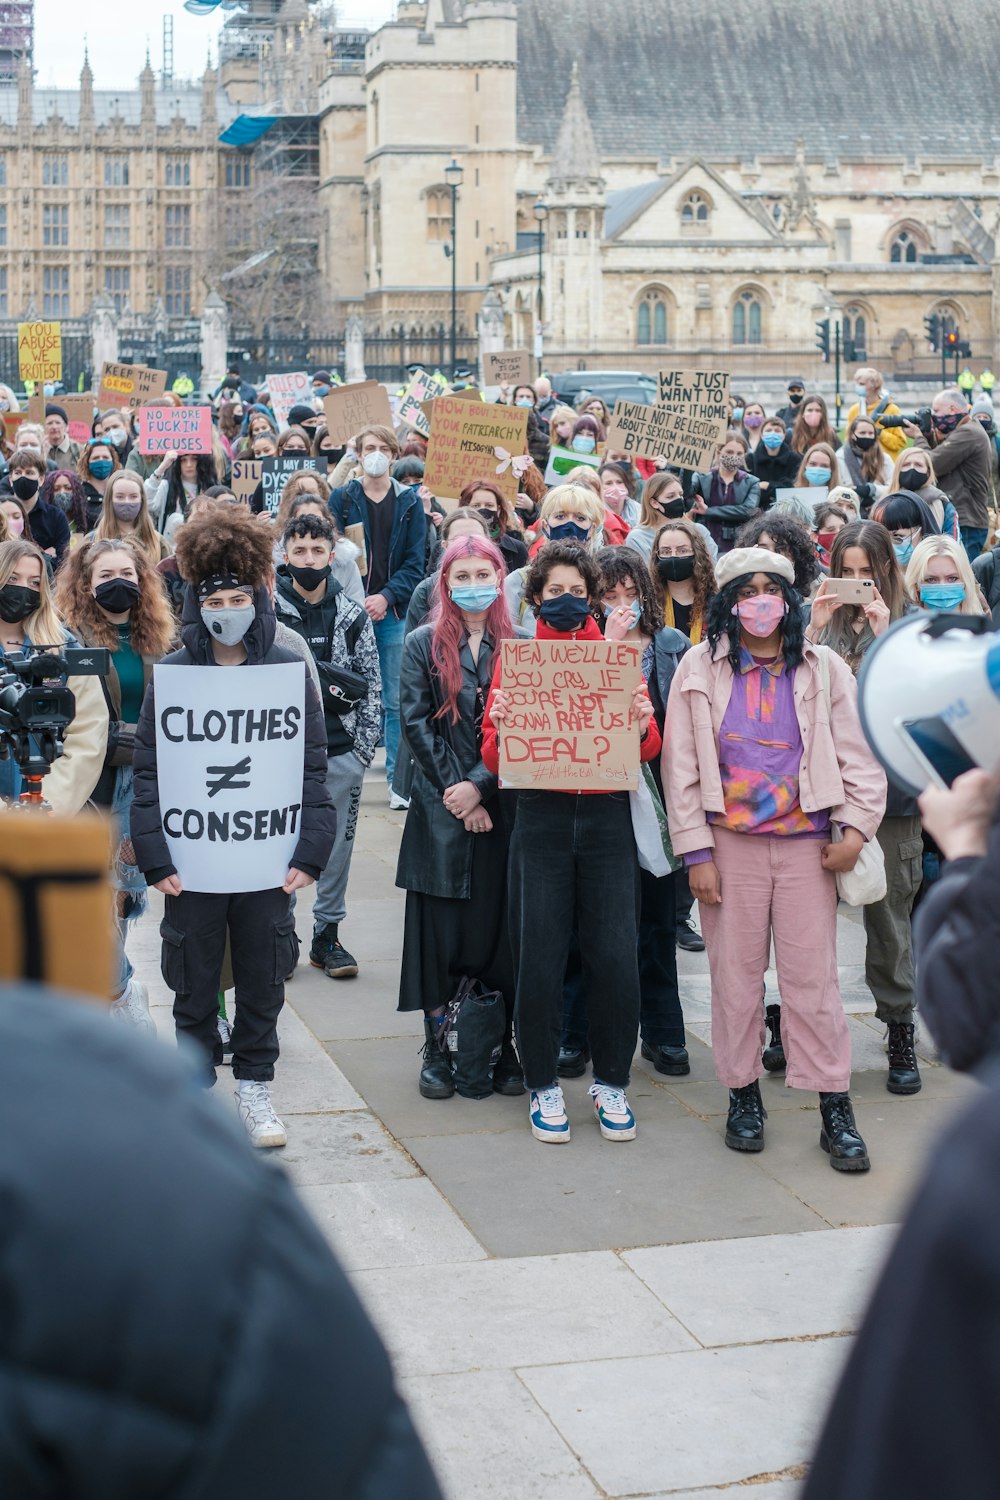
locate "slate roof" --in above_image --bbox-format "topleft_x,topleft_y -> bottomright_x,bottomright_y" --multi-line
0,85 -> 239,131
515,0 -> 1000,161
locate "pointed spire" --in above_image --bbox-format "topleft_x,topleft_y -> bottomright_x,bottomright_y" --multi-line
548,62 -> 603,189
80,42 -> 95,128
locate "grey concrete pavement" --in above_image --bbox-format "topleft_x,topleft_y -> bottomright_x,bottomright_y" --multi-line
130,757 -> 976,1499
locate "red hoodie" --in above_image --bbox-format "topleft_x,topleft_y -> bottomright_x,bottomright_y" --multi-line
481,616 -> 661,789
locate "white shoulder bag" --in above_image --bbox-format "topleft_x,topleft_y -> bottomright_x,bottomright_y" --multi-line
815,645 -> 887,906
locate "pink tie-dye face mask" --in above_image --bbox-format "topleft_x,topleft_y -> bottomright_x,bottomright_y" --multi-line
731,595 -> 787,638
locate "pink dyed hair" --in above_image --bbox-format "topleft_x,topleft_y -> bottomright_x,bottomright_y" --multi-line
430,536 -> 513,723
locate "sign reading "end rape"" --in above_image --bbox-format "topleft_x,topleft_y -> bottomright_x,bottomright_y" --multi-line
153,663 -> 306,893
498,638 -> 641,791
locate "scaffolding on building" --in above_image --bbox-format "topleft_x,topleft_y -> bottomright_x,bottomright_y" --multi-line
0,0 -> 32,84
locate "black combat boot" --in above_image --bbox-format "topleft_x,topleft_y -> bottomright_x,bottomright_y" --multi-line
419,1019 -> 455,1099
762,1003 -> 786,1073
725,1080 -> 767,1152
886,1021 -> 922,1095
819,1092 -> 870,1172
492,1036 -> 525,1096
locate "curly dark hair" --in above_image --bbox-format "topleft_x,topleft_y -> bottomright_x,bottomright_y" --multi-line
282,512 -> 335,547
595,544 -> 662,635
707,575 -> 806,673
735,510 -> 820,596
40,469 -> 88,534
523,539 -> 602,615
174,504 -> 274,589
649,519 -> 718,622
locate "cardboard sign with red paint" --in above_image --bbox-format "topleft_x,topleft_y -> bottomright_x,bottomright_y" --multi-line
138,404 -> 213,455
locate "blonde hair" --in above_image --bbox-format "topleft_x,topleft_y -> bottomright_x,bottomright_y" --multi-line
538,483 -> 606,553
905,535 -> 985,616
354,423 -> 400,458
890,447 -> 938,488
638,471 -> 684,530
94,469 -> 163,563
0,538 -> 66,646
548,404 -> 578,439
564,465 -> 602,497
14,422 -> 45,452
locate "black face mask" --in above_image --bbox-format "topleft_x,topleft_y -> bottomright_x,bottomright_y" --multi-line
657,556 -> 695,583
538,594 -> 592,632
11,475 -> 38,502
897,467 -> 927,491
287,561 -> 331,593
94,578 -> 140,614
476,507 -> 501,537
656,498 -> 686,519
788,391 -> 804,406
853,436 -> 876,452
0,582 -> 38,623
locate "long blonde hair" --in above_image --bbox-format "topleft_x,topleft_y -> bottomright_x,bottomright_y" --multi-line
905,535 -> 985,616
93,470 -> 163,562
0,538 -> 66,646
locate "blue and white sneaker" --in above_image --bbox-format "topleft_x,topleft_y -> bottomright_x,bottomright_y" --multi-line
529,1085 -> 571,1143
589,1082 -> 637,1141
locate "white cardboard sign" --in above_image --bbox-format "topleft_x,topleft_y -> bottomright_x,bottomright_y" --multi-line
267,371 -> 311,426
153,663 -> 305,894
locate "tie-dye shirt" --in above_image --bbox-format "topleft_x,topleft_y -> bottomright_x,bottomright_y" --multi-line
707,649 -> 830,839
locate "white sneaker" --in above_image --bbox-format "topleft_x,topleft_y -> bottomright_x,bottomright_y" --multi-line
236,1081 -> 287,1148
388,790 -> 410,811
529,1084 -> 571,1143
589,1082 -> 637,1141
110,978 -> 156,1037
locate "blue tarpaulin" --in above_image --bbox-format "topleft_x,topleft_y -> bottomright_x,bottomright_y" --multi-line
219,115 -> 279,147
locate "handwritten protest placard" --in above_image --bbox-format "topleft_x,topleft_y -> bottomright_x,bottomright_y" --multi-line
2,412 -> 24,444
267,371 -> 311,427
138,404 -> 213,455
62,395 -> 95,445
322,380 -> 394,446
483,350 -> 532,390
498,638 -> 642,791
231,459 -> 263,505
397,369 -> 438,436
18,322 -> 62,384
544,444 -> 601,485
259,454 -> 328,515
98,362 -> 168,410
606,369 -> 731,472
424,397 -> 529,507
153,663 -> 306,893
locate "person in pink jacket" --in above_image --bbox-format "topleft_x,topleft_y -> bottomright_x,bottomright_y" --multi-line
663,547 -> 886,1171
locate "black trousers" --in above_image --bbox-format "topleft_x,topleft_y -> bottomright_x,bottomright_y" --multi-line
161,888 -> 298,1083
509,790 -> 640,1091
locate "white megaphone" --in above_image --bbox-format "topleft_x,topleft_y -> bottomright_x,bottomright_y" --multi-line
858,612 -> 1000,796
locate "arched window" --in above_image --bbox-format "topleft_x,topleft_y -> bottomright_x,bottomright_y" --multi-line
732,289 -> 762,346
890,230 -> 918,264
844,306 -> 868,356
425,186 -> 450,243
680,190 -> 711,234
636,288 -> 668,346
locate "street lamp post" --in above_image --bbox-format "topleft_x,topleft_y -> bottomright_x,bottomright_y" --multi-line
444,158 -> 463,376
533,198 -> 548,376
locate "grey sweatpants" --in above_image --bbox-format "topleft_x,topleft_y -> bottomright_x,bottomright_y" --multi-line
312,750 -> 364,931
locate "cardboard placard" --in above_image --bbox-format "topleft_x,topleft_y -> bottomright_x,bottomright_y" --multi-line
606,369 -> 730,473
259,454 -> 328,516
26,392 -> 45,427
322,380 -> 394,447
231,459 -> 263,505
267,371 -> 311,427
544,444 -> 601,485
153,663 -> 306,894
483,350 -> 532,389
2,412 -> 25,443
62,394 -> 95,445
97,362 -> 168,410
397,369 -> 438,436
420,385 -> 481,422
498,639 -> 642,791
423,397 -> 529,506
138,404 -> 213,455
776,486 -> 828,509
18,321 -> 62,383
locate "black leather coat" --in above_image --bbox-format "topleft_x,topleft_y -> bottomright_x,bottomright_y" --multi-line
395,623 -> 501,900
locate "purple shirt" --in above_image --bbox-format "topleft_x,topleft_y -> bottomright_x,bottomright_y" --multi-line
686,650 -> 830,865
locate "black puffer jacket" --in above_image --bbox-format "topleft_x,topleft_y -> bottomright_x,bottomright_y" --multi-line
0,984 -> 443,1500
396,623 -> 502,899
746,440 -> 801,510
131,582 -> 335,884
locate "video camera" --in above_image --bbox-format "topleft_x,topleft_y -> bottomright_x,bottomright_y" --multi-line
878,407 -> 933,437
0,646 -> 109,795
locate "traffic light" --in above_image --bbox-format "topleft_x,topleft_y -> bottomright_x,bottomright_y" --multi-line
924,313 -> 941,351
944,329 -> 959,353
815,318 -> 831,362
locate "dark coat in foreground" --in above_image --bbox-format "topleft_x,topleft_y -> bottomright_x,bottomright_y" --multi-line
0,984 -> 443,1500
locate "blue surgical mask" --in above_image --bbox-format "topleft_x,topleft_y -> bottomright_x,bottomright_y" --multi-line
313,385 -> 330,398
893,539 -> 914,565
571,434 -> 596,453
762,431 -> 783,451
919,582 -> 966,610
731,407 -> 744,422
603,599 -> 642,627
547,519 -> 590,543
855,384 -> 868,398
451,584 -> 499,613
89,459 -> 113,479
538,594 -> 592,632
515,397 -> 534,408
804,466 -> 831,486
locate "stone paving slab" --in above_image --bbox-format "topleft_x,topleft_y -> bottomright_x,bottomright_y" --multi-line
655,1483 -> 804,1500
276,1110 -> 421,1189
401,1369 -> 601,1500
623,1224 -> 897,1347
518,1339 -> 848,1498
297,1178 -> 487,1272
352,1253 -> 699,1379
